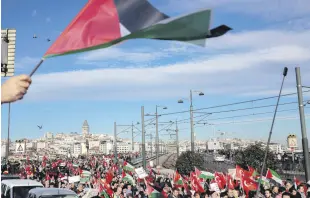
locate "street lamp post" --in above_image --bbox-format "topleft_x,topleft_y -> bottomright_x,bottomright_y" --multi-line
178,90 -> 204,152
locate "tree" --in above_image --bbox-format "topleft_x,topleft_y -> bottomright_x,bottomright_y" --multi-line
175,151 -> 204,175
218,149 -> 231,159
234,143 -> 278,172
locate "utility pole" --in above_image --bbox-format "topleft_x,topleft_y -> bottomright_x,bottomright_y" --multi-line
176,120 -> 179,157
6,103 -> 11,160
114,122 -> 117,163
150,134 -> 153,157
190,90 -> 195,152
141,106 -> 146,169
155,106 -> 159,165
131,122 -> 134,152
295,67 -> 310,181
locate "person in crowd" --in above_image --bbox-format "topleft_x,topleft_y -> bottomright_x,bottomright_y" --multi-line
114,186 -> 124,198
285,181 -> 293,192
264,189 -> 273,198
272,186 -> 279,197
296,185 -> 306,198
281,192 -> 292,198
126,184 -> 133,196
1,74 -> 32,104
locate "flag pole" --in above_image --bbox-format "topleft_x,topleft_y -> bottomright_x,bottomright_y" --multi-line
29,58 -> 45,77
255,67 -> 288,197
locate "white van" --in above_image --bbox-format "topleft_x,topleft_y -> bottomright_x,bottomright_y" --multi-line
1,179 -> 43,198
213,155 -> 225,162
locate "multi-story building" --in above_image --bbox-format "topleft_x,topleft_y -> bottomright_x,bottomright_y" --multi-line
26,142 -> 37,152
268,143 -> 284,154
207,139 -> 224,151
73,143 -> 82,155
45,132 -> 54,140
37,141 -> 48,151
117,142 -> 130,153
89,140 -> 100,149
99,140 -> 113,155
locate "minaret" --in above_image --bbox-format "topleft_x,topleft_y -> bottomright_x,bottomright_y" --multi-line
82,120 -> 89,135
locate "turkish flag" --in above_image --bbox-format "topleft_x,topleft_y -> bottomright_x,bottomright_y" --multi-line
241,176 -> 258,195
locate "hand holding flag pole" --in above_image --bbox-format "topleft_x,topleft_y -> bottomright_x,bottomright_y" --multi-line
29,59 -> 44,77
255,67 -> 288,197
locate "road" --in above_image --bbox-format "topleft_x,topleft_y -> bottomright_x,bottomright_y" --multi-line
204,154 -> 235,172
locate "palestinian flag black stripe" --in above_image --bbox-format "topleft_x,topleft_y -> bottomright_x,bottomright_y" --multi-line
113,0 -> 169,32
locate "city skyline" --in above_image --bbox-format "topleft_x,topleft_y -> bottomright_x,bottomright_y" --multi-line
1,118 -> 305,148
1,0 -> 310,144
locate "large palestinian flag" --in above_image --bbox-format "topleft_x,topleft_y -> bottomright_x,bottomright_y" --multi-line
44,0 -> 232,58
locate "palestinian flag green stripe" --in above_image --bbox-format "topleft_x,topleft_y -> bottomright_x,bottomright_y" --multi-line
199,171 -> 214,179
122,173 -> 135,185
44,9 -> 230,59
149,189 -> 161,198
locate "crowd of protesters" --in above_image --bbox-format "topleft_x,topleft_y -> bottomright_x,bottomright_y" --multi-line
1,154 -> 310,198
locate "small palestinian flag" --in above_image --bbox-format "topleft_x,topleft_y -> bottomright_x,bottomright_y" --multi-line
256,176 -> 269,185
122,173 -> 135,185
43,0 -> 232,58
266,169 -> 282,184
81,170 -> 91,177
173,170 -> 183,185
199,171 -> 214,180
146,183 -> 161,198
123,161 -> 135,172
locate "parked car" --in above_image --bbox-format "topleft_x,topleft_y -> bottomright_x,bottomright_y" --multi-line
27,188 -> 78,198
1,179 -> 43,198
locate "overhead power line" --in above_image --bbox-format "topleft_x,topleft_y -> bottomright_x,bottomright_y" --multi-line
159,90 -> 310,116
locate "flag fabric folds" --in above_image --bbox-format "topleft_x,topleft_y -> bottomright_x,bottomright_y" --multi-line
199,171 -> 215,180
266,168 -> 282,184
173,170 -> 184,185
43,0 -> 232,58
122,173 -> 135,185
123,161 -> 135,172
146,183 -> 161,198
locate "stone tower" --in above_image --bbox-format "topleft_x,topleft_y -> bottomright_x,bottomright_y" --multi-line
82,120 -> 89,135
